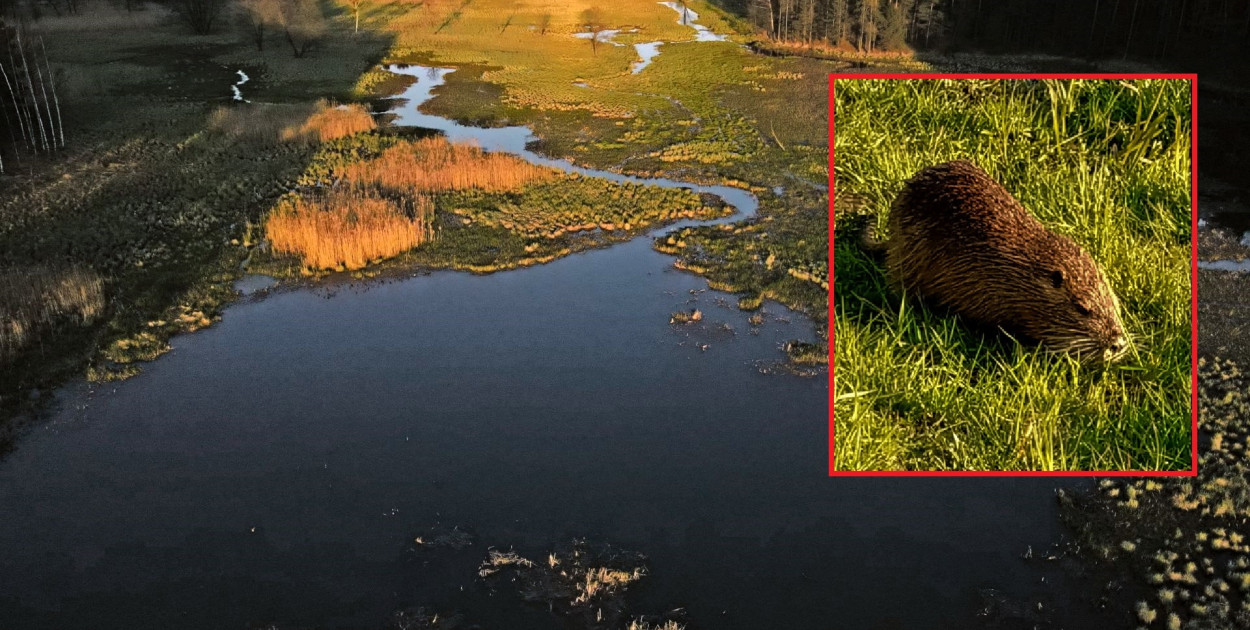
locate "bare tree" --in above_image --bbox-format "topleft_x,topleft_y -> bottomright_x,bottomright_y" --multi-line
0,25 -> 64,172
277,0 -> 326,57
579,7 -> 606,55
241,0 -> 282,50
537,12 -> 551,34
173,0 -> 226,34
345,0 -> 365,33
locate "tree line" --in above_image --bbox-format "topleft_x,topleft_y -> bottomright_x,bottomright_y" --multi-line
718,0 -> 1250,63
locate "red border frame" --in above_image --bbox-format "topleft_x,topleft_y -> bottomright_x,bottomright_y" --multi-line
827,73 -> 1199,477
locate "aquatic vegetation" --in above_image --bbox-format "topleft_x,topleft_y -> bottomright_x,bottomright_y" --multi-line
1058,356 -> 1250,628
385,608 -> 464,630
477,539 -> 649,628
266,191 -> 434,270
0,266 -> 104,364
670,308 -> 702,323
251,126 -> 726,277
627,621 -> 686,630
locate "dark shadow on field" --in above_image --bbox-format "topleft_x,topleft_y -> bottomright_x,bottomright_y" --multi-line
0,7 -> 400,456
1197,269 -> 1250,365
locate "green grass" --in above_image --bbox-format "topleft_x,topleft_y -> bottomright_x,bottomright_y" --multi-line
833,78 -> 1192,471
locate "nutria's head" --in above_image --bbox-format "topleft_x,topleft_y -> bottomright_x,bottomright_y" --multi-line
1025,234 -> 1128,362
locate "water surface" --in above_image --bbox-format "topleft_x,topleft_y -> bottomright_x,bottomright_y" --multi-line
0,64 -> 1102,630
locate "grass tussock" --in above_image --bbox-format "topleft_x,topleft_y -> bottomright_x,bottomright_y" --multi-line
476,540 -> 649,627
1,266 -> 105,363
282,100 -> 377,143
209,100 -> 376,145
265,191 -> 433,270
341,136 -> 554,193
833,78 -> 1192,471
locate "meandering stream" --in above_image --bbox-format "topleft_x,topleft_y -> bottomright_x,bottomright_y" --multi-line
0,66 -> 1105,630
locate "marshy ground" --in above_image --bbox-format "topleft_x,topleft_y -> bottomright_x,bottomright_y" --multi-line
0,0 -> 843,423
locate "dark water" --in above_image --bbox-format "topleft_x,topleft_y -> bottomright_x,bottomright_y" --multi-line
0,67 -> 1105,630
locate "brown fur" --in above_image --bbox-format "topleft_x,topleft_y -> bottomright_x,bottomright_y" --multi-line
885,160 -> 1128,362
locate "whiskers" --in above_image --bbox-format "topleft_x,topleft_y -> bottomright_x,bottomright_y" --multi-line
1044,329 -> 1131,363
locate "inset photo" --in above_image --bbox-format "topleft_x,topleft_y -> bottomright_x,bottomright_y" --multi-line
831,76 -> 1195,474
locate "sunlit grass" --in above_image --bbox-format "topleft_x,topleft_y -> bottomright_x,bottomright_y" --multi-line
341,136 -> 554,192
266,191 -> 433,270
208,99 -> 377,145
283,100 -> 377,142
833,78 -> 1192,471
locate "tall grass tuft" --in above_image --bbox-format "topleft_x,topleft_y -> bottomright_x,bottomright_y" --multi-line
208,100 -> 376,146
282,100 -> 377,143
1,266 -> 105,363
265,191 -> 433,270
341,137 -> 555,193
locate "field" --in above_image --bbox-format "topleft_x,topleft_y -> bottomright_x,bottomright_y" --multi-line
833,78 -> 1193,471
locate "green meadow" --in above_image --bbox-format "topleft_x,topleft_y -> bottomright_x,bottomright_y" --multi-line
833,78 -> 1192,471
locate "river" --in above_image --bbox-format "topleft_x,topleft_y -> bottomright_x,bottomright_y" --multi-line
0,66 -> 1106,629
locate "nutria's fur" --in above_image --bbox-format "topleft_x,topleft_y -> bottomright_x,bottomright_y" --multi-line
884,160 -> 1128,362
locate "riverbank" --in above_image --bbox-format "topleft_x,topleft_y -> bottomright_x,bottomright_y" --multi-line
0,1 -> 404,432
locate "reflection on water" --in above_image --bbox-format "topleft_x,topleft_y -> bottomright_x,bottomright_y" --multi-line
633,41 -> 663,73
659,1 -> 728,42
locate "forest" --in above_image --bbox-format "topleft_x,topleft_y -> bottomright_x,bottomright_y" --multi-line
723,0 -> 1250,69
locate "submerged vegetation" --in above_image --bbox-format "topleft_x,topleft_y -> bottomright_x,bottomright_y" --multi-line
834,78 -> 1192,471
477,540 -> 655,629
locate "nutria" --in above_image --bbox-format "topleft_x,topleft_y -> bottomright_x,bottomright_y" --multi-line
880,160 -> 1128,362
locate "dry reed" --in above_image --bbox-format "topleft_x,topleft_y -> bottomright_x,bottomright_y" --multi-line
208,103 -> 308,144
282,100 -> 376,143
342,137 -> 554,193
208,100 -> 375,145
265,191 -> 432,270
1,265 -> 104,362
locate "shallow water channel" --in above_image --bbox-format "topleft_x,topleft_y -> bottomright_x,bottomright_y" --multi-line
0,68 -> 1103,629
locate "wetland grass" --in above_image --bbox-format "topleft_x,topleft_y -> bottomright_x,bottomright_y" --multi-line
208,100 -> 377,145
265,191 -> 433,270
0,266 -> 104,363
282,100 -> 377,142
341,136 -> 554,192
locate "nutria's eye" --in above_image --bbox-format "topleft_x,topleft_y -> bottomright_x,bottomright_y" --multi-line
1075,303 -> 1091,316
1050,270 -> 1064,288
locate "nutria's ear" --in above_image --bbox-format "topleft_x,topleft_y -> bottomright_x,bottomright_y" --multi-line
1050,269 -> 1064,288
